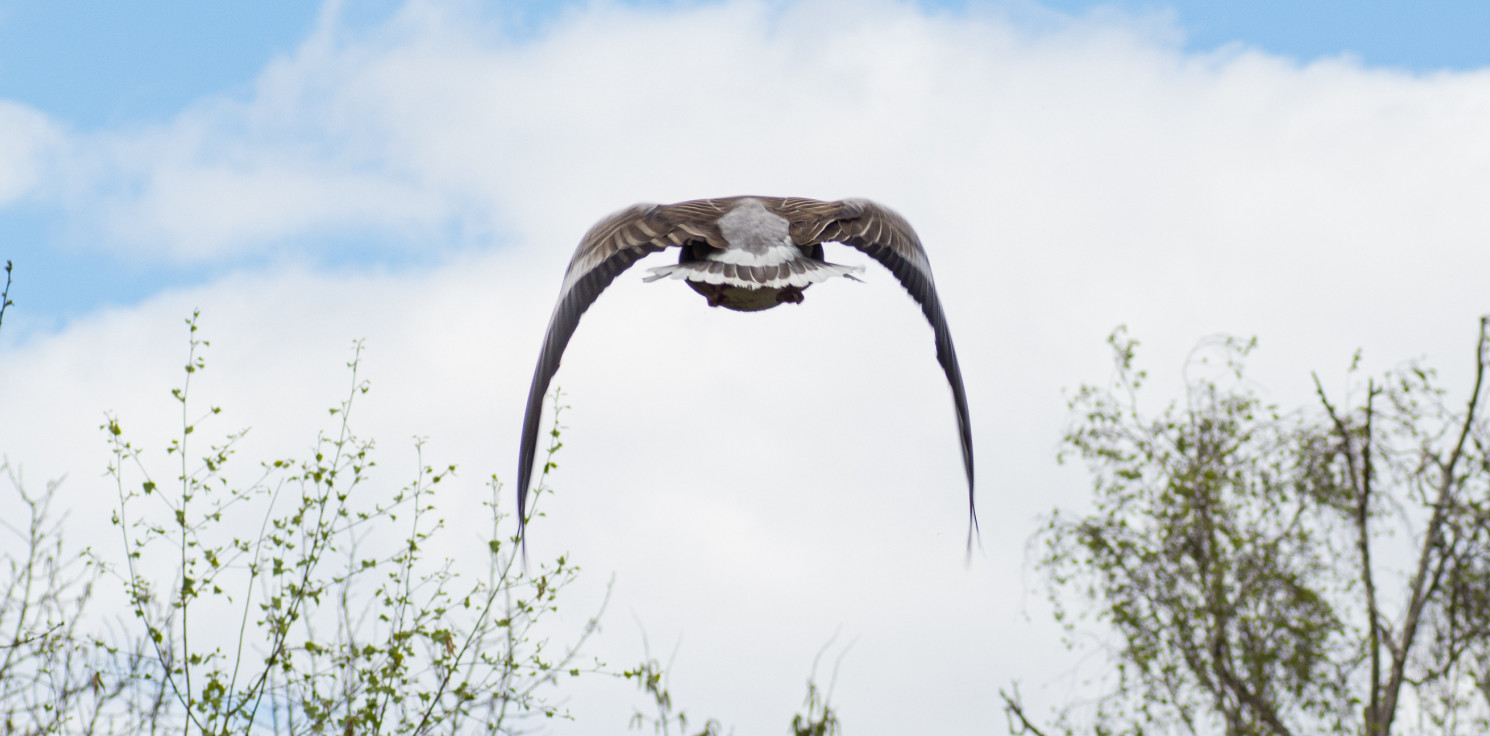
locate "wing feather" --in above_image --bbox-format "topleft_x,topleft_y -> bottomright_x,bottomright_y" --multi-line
815,199 -> 978,538
517,202 -> 713,534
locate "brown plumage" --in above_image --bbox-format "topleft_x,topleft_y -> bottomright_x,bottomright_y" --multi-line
516,196 -> 976,541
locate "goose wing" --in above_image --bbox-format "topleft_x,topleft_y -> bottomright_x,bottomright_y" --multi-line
516,200 -> 733,534
808,198 -> 978,535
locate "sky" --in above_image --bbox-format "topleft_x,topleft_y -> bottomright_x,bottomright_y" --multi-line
3,1 -> 1490,322
2,0 -> 1490,733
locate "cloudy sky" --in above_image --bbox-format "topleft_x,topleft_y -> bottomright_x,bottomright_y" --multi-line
2,1 -> 1489,733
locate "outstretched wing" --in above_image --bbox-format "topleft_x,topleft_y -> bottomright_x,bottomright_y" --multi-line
812,199 -> 978,536
516,200 -> 731,535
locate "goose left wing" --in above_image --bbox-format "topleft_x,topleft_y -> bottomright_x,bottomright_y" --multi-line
516,200 -> 730,535
810,199 -> 978,537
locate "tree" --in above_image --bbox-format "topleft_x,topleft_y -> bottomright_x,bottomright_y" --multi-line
1,460 -> 166,735
1004,320 -> 1490,736
3,308 -> 849,734
96,312 -> 612,734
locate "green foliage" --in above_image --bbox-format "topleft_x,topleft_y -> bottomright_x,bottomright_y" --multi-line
1005,324 -> 1490,736
93,311 -> 605,734
1,461 -> 165,735
623,655 -> 723,736
5,309 -> 858,734
790,679 -> 841,736
622,636 -> 844,736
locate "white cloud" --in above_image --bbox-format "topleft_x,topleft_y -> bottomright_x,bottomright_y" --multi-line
0,100 -> 63,205
4,0 -> 1490,733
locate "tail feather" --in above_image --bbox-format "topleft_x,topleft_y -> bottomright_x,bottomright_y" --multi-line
645,258 -> 862,289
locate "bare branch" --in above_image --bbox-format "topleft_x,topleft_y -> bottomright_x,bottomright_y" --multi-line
1380,317 -> 1488,733
999,685 -> 1051,736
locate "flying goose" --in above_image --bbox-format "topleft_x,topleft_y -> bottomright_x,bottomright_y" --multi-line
516,196 -> 975,540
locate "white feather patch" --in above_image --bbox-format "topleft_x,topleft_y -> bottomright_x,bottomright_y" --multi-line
709,242 -> 801,266
644,260 -> 862,289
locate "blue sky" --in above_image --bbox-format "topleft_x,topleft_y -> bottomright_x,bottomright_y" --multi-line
1044,0 -> 1490,70
2,0 -> 1489,329
2,1 -> 1486,130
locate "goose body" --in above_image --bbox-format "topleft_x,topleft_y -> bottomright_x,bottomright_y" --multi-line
516,196 -> 976,540
643,198 -> 863,310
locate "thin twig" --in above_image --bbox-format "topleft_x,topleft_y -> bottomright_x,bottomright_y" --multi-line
0,260 -> 13,334
999,685 -> 1051,736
